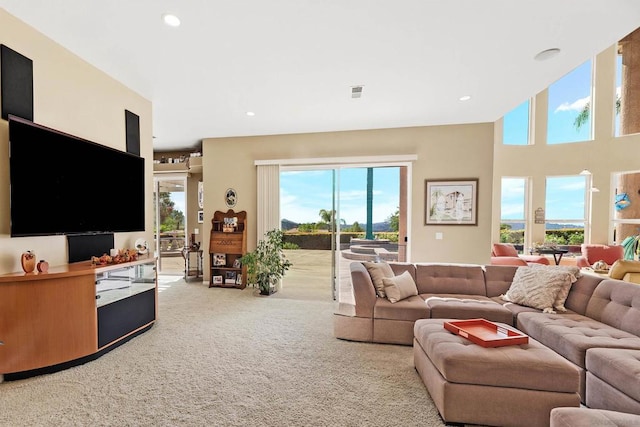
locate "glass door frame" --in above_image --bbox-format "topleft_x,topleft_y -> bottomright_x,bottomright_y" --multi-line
280,158 -> 413,302
153,173 -> 188,275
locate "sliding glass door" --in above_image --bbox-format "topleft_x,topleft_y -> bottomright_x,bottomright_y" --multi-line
280,163 -> 408,302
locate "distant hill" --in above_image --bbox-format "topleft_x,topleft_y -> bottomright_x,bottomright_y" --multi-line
504,222 -> 583,230
281,219 -> 392,232
281,219 -> 298,230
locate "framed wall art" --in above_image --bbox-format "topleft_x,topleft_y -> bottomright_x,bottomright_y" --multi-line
425,178 -> 478,225
225,188 -> 237,208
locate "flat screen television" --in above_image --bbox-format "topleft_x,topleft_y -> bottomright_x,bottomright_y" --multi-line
8,115 -> 145,237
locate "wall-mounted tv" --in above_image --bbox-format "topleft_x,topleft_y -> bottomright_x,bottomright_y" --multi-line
8,115 -> 145,237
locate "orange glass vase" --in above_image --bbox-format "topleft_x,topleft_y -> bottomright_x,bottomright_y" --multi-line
21,251 -> 36,273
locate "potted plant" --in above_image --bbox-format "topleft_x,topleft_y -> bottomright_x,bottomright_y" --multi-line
241,229 -> 292,295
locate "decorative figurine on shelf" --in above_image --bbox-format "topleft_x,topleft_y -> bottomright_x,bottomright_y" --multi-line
21,250 -> 36,273
37,260 -> 49,273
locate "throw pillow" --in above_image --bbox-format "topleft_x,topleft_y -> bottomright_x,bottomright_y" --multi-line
530,264 -> 581,311
501,266 -> 572,313
363,261 -> 394,298
382,271 -> 418,303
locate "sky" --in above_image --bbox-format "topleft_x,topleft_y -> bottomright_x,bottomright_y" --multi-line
280,167 -> 400,225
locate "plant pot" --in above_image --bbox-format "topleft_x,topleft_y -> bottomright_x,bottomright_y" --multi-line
259,287 -> 277,296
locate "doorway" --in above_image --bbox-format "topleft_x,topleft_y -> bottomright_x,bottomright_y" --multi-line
280,163 -> 410,302
153,174 -> 188,275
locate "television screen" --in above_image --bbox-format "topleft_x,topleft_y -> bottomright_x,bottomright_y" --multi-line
8,115 -> 145,237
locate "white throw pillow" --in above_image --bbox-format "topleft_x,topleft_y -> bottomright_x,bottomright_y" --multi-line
529,264 -> 581,311
363,261 -> 394,298
501,266 -> 572,313
382,271 -> 418,303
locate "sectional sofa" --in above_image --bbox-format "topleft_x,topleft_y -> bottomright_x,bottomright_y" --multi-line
333,261 -> 640,415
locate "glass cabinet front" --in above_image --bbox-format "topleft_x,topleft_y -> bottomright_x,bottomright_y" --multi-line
95,260 -> 156,307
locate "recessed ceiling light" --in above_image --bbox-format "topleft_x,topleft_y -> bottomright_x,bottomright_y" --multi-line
534,48 -> 561,61
459,95 -> 471,101
162,13 -> 181,27
246,111 -> 255,116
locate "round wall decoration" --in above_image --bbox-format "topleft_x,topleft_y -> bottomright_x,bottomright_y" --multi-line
225,188 -> 237,207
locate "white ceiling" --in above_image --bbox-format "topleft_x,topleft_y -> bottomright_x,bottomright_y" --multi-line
2,1 -> 640,152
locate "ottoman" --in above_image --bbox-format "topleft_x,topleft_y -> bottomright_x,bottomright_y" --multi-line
413,319 -> 580,427
550,407 -> 640,426
585,348 -> 640,415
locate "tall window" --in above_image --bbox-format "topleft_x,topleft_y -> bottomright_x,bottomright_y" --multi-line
544,176 -> 587,246
612,171 -> 640,254
500,177 -> 527,249
547,60 -> 593,144
503,100 -> 530,145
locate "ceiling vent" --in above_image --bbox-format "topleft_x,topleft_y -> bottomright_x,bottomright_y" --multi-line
351,85 -> 363,99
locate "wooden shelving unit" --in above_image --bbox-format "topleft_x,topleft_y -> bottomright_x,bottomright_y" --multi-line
209,209 -> 247,289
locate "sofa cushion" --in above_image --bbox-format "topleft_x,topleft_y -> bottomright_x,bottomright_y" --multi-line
516,312 -> 640,369
363,261 -> 394,298
424,295 -> 514,324
586,348 -> 640,404
501,266 -> 572,313
550,407 -> 640,427
585,279 -> 640,337
415,263 -> 486,295
374,295 -> 430,321
483,264 -> 518,297
382,270 -> 418,303
563,273 -> 604,315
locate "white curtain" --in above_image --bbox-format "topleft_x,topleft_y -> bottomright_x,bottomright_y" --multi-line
256,164 -> 281,289
256,164 -> 280,240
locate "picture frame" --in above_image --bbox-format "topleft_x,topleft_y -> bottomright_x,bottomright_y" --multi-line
222,216 -> 238,232
225,270 -> 237,284
225,188 -> 237,208
213,253 -> 226,266
232,258 -> 242,268
197,210 -> 204,224
425,178 -> 478,225
235,273 -> 243,285
212,275 -> 223,285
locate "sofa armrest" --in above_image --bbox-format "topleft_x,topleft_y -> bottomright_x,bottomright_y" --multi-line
575,256 -> 590,268
490,256 -> 528,266
349,262 -> 377,318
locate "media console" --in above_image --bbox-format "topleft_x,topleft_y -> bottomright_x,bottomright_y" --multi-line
0,256 -> 157,381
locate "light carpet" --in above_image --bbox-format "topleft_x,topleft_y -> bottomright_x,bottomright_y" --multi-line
0,264 -> 444,426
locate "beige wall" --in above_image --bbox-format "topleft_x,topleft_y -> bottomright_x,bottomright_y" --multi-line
492,44 -> 640,248
0,9 -> 153,275
202,123 -> 495,279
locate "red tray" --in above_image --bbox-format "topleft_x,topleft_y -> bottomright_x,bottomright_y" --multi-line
444,319 -> 529,347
